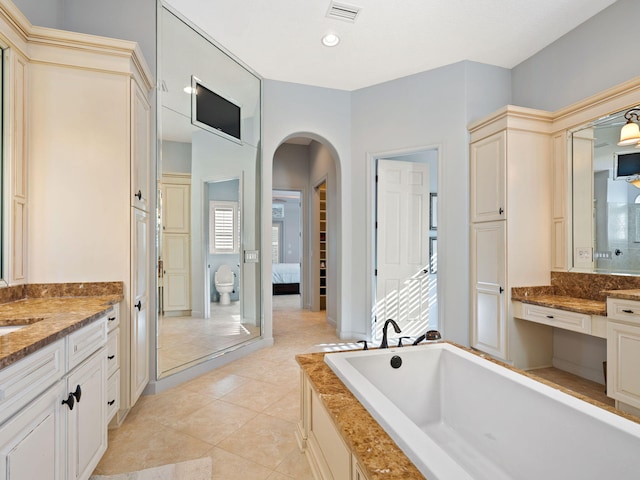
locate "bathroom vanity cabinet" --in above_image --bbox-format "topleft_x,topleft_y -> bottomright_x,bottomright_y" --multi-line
0,317 -> 108,480
607,297 -> 640,413
469,107 -> 554,368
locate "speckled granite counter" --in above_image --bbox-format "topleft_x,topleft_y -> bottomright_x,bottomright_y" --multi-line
298,344 -> 640,480
512,271 -> 640,316
0,282 -> 123,369
297,352 -> 425,480
602,289 -> 640,301
511,292 -> 606,315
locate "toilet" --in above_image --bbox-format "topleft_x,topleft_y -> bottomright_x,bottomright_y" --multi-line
214,264 -> 235,305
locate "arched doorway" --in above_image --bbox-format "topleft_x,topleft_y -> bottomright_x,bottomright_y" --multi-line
271,136 -> 339,325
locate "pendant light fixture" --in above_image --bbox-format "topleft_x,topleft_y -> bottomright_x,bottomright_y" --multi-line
618,108 -> 640,146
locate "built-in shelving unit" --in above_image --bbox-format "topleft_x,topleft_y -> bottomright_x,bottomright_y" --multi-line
319,182 -> 327,310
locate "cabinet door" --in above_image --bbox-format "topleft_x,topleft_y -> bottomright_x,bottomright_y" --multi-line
131,80 -> 151,212
0,383 -> 65,480
607,321 -> 640,408
66,350 -> 107,480
162,182 -> 190,233
131,208 -> 150,404
162,233 -> 191,312
470,131 -> 506,223
471,221 -> 507,360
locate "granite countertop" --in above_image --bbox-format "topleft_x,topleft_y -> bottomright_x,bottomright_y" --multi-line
297,352 -> 425,480
298,344 -> 640,480
602,289 -> 640,301
0,283 -> 123,369
511,293 -> 606,316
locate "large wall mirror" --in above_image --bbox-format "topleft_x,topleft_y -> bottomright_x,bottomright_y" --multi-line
571,105 -> 640,275
157,5 -> 262,379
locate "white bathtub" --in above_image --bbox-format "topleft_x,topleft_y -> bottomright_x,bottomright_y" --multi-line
325,342 -> 640,480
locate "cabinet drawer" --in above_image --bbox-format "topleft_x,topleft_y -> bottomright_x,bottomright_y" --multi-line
607,298 -> 640,325
519,303 -> 591,334
107,369 -> 120,423
106,328 -> 119,377
68,317 -> 107,371
106,303 -> 120,333
0,340 -> 65,425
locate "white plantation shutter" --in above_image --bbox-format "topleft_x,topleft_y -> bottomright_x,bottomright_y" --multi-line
210,201 -> 239,254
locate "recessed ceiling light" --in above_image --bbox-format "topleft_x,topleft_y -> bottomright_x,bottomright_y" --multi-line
321,33 -> 340,47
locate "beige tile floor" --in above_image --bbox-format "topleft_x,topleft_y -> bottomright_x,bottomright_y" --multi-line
94,295 -> 360,479
158,302 -> 261,376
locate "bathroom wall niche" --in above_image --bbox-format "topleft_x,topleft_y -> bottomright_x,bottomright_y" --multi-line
157,4 -> 262,379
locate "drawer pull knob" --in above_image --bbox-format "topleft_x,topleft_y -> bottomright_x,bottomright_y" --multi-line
499,208 -> 504,215
622,309 -> 634,314
135,190 -> 142,200
108,400 -> 116,406
72,385 -> 82,403
108,316 -> 116,322
546,315 -> 554,319
62,393 -> 75,411
135,301 -> 142,311
108,355 -> 115,360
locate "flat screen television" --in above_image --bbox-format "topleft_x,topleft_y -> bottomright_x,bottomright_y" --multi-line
614,151 -> 640,180
191,76 -> 242,144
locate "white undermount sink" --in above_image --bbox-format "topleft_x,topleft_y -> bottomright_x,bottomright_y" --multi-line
0,325 -> 27,336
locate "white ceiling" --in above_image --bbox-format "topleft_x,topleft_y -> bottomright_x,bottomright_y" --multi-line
164,0 -> 617,91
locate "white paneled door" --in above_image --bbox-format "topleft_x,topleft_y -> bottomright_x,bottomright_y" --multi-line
376,159 -> 430,341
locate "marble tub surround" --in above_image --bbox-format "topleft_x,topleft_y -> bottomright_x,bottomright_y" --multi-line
302,344 -> 640,480
0,282 -> 123,368
297,352 -> 425,480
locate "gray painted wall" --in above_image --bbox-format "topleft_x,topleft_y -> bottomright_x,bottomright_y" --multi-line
350,61 -> 510,345
512,0 -> 640,111
162,141 -> 191,174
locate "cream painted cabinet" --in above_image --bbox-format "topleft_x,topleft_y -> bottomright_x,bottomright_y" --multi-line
18,23 -> 154,423
131,208 -> 150,405
131,81 -> 151,213
66,348 -> 107,480
470,131 -> 506,223
106,305 -> 121,422
606,298 -> 640,410
299,371 -> 369,480
470,221 -> 507,359
469,107 -> 554,368
161,175 -> 191,313
0,318 -> 107,480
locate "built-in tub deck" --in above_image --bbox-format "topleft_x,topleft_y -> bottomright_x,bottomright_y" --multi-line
299,342 -> 640,480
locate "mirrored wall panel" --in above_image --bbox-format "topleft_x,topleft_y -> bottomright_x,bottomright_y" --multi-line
157,5 -> 262,378
571,106 -> 640,275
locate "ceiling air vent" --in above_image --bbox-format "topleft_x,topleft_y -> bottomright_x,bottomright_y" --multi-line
326,1 -> 361,22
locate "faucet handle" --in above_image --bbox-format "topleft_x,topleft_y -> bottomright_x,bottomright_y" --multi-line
397,336 -> 411,347
426,330 -> 442,341
357,340 -> 368,350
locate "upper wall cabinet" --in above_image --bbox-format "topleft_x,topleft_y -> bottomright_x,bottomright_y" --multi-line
470,131 -> 506,223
